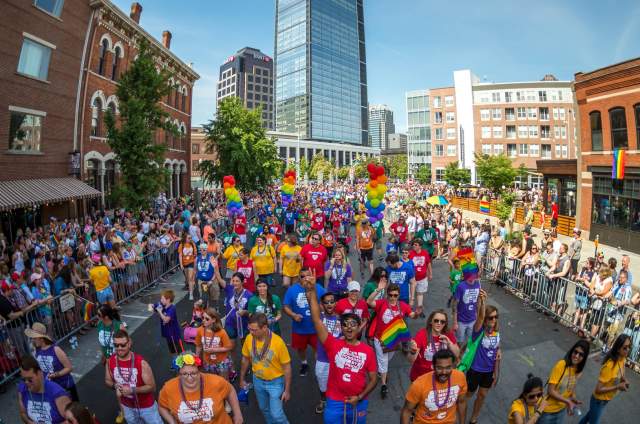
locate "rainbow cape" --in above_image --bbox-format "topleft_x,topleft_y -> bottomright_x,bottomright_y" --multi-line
457,247 -> 479,282
479,200 -> 490,214
380,314 -> 411,350
612,149 -> 625,180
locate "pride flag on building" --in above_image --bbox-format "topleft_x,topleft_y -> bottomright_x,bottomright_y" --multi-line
457,246 -> 479,282
612,149 -> 625,180
380,314 -> 411,351
479,199 -> 490,214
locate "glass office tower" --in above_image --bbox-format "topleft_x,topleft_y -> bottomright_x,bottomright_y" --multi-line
275,0 -> 368,145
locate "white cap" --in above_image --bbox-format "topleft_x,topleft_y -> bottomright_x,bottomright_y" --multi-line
347,281 -> 361,292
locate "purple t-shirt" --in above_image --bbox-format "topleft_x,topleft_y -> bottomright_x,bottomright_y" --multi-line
316,313 -> 342,363
454,280 -> 481,323
324,262 -> 352,293
19,380 -> 68,424
470,327 -> 500,373
160,303 -> 181,342
224,285 -> 253,337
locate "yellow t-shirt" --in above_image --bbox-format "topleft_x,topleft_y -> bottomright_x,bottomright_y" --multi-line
241,332 -> 291,381
250,245 -> 276,275
279,244 -> 302,277
594,358 -> 625,401
544,360 -> 577,413
508,399 -> 535,424
222,245 -> 241,271
89,265 -> 110,291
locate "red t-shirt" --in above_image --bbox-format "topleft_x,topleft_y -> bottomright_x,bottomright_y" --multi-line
373,299 -> 412,340
551,203 -> 559,219
234,216 -> 247,235
323,334 -> 376,401
409,249 -> 431,280
409,328 -> 457,381
235,259 -> 256,292
311,213 -> 325,231
335,298 -> 370,321
108,354 -> 155,409
390,222 -> 408,242
300,244 -> 328,277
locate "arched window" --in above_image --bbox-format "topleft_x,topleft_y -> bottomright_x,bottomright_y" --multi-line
181,88 -> 187,112
98,39 -> 109,76
609,107 -> 628,149
174,87 -> 180,109
111,46 -> 121,81
180,125 -> 186,150
91,98 -> 103,137
590,111 -> 602,151
634,103 -> 640,148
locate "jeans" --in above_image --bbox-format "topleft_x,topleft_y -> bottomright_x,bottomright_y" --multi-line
455,320 -> 476,345
122,402 -> 163,424
253,375 -> 289,424
539,409 -> 566,424
324,398 -> 368,424
578,396 -> 609,424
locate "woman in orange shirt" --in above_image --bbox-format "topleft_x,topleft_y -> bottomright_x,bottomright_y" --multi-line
179,233 -> 197,301
194,309 -> 235,381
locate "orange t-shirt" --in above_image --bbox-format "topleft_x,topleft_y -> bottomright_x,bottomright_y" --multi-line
158,373 -> 232,424
194,327 -> 232,365
406,369 -> 467,424
357,228 -> 374,250
180,242 -> 196,266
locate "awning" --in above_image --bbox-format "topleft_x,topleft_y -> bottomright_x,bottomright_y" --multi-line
0,178 -> 101,211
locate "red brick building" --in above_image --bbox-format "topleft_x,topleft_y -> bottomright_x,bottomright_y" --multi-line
80,1 -> 199,206
574,57 -> 640,252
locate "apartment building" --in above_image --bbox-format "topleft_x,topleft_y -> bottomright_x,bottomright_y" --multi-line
429,87 -> 458,182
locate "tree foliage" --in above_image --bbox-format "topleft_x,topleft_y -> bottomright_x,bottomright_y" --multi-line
474,153 -> 519,193
496,192 -> 516,221
308,154 -> 333,180
199,97 -> 280,192
443,161 -> 471,187
105,40 -> 174,210
380,154 -> 408,181
415,164 -> 431,184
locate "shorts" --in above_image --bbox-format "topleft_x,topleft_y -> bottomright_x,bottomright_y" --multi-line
455,321 -> 475,345
182,263 -> 194,269
416,277 -> 429,294
96,286 -> 115,304
165,337 -> 182,354
122,402 -> 163,424
291,332 -> 317,351
324,398 -> 368,424
315,361 -> 330,392
360,249 -> 373,261
374,338 -> 396,373
202,357 -> 233,375
570,259 -> 579,275
551,218 -> 558,227
466,368 -> 494,392
199,280 -> 220,302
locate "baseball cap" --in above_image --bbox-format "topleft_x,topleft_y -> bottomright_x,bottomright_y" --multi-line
347,281 -> 361,292
30,273 -> 42,283
573,228 -> 582,235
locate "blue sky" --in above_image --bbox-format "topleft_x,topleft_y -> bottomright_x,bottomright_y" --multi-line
112,0 -> 640,131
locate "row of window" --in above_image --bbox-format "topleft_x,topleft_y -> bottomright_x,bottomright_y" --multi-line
432,95 -> 455,108
476,143 -> 569,158
480,107 -> 568,121
589,105 -> 640,150
434,144 -> 457,157
477,89 -> 568,104
481,125 -> 567,140
434,111 -> 455,124
433,127 -> 457,140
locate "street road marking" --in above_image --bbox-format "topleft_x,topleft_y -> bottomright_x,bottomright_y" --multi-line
121,314 -> 151,320
518,353 -> 535,367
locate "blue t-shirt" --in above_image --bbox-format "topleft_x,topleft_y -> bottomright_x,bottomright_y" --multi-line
19,379 -> 68,424
454,280 -> 481,323
159,304 -> 181,342
196,253 -> 215,281
284,210 -> 298,225
470,328 -> 500,373
182,210 -> 191,230
316,313 -> 341,363
283,283 -> 326,335
386,262 -> 415,302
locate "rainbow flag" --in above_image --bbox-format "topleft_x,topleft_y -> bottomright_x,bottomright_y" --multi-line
612,149 -> 625,180
380,314 -> 411,351
479,200 -> 490,214
457,247 -> 479,282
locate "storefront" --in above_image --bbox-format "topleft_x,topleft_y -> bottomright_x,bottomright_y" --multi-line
536,159 -> 577,217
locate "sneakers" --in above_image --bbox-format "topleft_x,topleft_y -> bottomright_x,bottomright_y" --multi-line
299,363 -> 308,377
315,400 -> 326,414
189,293 -> 194,301
380,384 -> 388,399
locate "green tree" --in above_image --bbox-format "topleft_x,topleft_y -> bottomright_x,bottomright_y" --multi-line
199,97 -> 280,192
443,161 -> 471,186
308,154 -> 333,180
495,192 -> 516,221
380,154 -> 408,181
415,164 -> 431,184
336,167 -> 350,180
474,153 -> 518,193
104,40 -> 175,210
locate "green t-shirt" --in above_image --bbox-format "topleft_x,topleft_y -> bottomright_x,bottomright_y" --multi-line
248,224 -> 262,247
372,220 -> 384,240
449,269 -> 463,294
296,222 -> 311,241
97,320 -> 122,358
222,232 -> 239,248
362,281 -> 384,317
274,207 -> 284,223
248,294 -> 282,334
416,227 -> 437,256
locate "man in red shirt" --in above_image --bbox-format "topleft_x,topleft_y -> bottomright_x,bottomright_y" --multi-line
304,270 -> 377,424
300,232 -> 328,285
335,281 -> 370,335
550,201 -> 559,235
311,208 -> 326,233
233,214 -> 247,244
408,240 -> 432,316
390,216 -> 409,250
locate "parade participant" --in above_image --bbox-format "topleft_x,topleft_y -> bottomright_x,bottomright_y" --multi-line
539,340 -> 590,423
247,216 -> 263,248
407,310 -> 459,382
248,279 -> 283,334
304,270 -> 378,424
371,217 -> 385,259
194,309 -> 234,380
400,349 -> 467,424
64,402 -> 98,424
295,215 -> 311,245
300,232 -> 328,286
250,236 -> 277,287
151,290 -> 183,362
278,233 -> 302,288
97,304 -> 126,364
239,313 -> 291,424
578,334 -> 631,424
508,374 -> 547,424
312,292 -> 342,414
324,248 -> 352,298
178,233 -> 197,300
223,272 -> 252,341
321,224 -> 336,258
466,290 -> 501,424
451,273 -> 481,348
335,281 -> 369,334
283,267 -> 325,376
311,208 -> 326,234
408,239 -> 432,315
25,322 -> 79,401
415,220 -> 437,259
356,220 -> 375,277
222,236 -> 243,279
283,206 -> 298,235
233,213 -> 247,245
105,330 -> 163,424
367,282 -> 421,398
159,351 -> 243,424
235,248 -> 257,293
195,244 -> 224,308
18,356 -> 71,424
390,215 -> 409,250
385,252 -> 416,305
89,259 -> 116,309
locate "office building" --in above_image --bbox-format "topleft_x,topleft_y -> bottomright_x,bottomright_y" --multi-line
383,133 -> 407,156
406,90 -> 431,176
217,47 -> 274,129
369,104 -> 395,149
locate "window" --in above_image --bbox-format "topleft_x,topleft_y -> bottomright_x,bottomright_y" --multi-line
526,91 -> 536,101
446,128 -> 456,139
505,92 -> 512,103
434,111 -> 443,123
492,108 -> 502,120
192,143 -> 200,154
538,90 -> 547,102
562,145 -> 568,158
493,144 -> 504,155
518,125 -> 528,138
560,126 -> 567,139
529,125 -> 538,138
492,92 -> 501,103
435,168 -> 445,181
480,109 -> 490,121
445,96 -> 454,106
517,107 -> 526,119
553,108 -> 559,120
435,128 -> 443,140
554,126 -> 560,139
527,108 -> 537,119
175,88 -> 180,109
91,97 -> 102,137
8,109 -> 43,152
111,46 -> 121,81
539,107 -> 549,120
248,75 -> 253,82
34,0 -> 65,17
541,144 -> 552,159
182,90 -> 187,112
530,144 -> 539,157
482,144 -> 492,155
609,107 -> 628,148
192,160 -> 199,170
555,144 -> 561,158
481,127 -> 491,139
447,145 -> 456,156
559,108 -> 566,120
506,125 -> 516,139
433,96 -> 441,108
446,112 -> 455,122
519,144 -> 529,156
435,144 -> 444,156
17,37 -> 53,80
98,38 -> 108,76
493,126 -> 503,138
635,104 -> 640,148
516,91 -> 525,102
540,125 -> 550,139
505,108 -> 515,121
507,144 -> 517,157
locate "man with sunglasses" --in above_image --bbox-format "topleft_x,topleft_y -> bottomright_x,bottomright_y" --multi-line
304,270 -> 377,424
313,292 -> 342,414
105,330 -> 163,424
300,232 -> 328,286
18,355 -> 71,424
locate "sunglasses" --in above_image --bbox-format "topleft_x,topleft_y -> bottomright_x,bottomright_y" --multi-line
312,237 -> 320,241
114,342 -> 128,348
322,300 -> 336,305
387,293 -> 399,298
486,315 -> 498,321
526,392 -> 543,400
342,321 -> 359,328
432,319 -> 446,324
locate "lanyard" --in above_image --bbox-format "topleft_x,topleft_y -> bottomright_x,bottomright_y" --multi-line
431,372 -> 452,409
179,375 -> 204,414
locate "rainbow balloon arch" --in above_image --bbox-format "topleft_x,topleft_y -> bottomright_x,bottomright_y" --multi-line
223,175 -> 244,217
281,169 -> 296,208
364,163 -> 387,224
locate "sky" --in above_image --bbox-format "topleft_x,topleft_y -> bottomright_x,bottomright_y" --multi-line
111,0 -> 640,131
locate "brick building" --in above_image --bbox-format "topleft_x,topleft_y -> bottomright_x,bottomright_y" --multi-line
429,87 -> 458,182
190,126 -> 217,189
574,57 -> 640,252
80,1 -> 199,206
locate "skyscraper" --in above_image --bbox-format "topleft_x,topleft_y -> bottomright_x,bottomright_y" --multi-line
275,0 -> 368,145
217,47 -> 274,129
368,104 -> 395,150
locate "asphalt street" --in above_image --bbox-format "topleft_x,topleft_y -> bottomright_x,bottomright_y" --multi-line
76,241 -> 640,424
